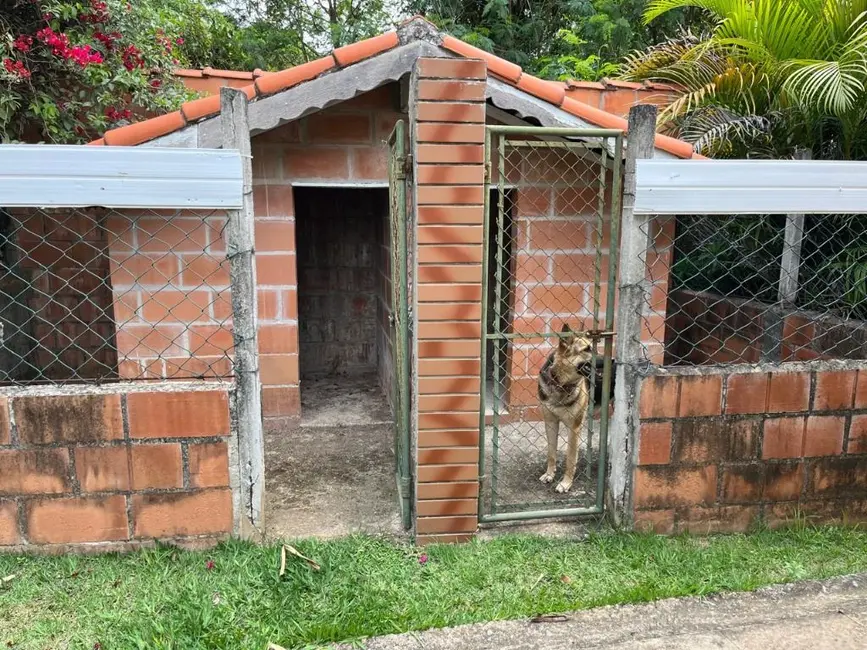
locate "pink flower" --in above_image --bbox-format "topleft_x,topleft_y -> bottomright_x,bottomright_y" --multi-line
94,31 -> 118,51
205,560 -> 216,571
13,35 -> 33,53
68,45 -> 103,67
175,37 -> 185,45
36,28 -> 71,58
418,553 -> 428,565
122,44 -> 144,71
105,106 -> 132,121
3,58 -> 31,79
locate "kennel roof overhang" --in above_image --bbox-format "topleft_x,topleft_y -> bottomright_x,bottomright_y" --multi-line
89,17 -> 699,161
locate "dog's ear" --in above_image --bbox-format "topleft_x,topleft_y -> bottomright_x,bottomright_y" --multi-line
559,323 -> 574,350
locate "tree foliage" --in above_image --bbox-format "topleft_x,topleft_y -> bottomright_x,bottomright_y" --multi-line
0,0 -> 205,143
223,0 -> 391,70
622,0 -> 867,159
407,0 -> 711,80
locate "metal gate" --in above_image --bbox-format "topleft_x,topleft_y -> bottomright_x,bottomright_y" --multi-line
388,119 -> 412,529
479,125 -> 623,522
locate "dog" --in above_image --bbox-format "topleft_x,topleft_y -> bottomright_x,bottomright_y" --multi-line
537,324 -> 616,493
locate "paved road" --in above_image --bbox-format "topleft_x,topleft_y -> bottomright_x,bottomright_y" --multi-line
335,573 -> 867,649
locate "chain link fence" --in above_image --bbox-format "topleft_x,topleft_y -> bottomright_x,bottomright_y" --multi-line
0,206 -> 234,384
640,212 -> 867,366
481,128 -> 621,519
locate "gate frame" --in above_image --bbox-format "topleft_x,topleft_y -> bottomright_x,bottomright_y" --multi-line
388,118 -> 413,530
478,124 -> 624,524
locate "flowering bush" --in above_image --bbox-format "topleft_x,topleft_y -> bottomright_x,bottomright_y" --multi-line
1,0 -> 193,143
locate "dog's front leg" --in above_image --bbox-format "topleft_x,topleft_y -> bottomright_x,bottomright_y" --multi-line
539,410 -> 559,484
556,413 -> 583,493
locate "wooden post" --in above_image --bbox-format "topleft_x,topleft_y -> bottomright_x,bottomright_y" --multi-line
221,87 -> 264,538
608,105 -> 657,525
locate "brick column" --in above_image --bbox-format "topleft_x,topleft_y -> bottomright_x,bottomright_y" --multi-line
412,57 -> 487,543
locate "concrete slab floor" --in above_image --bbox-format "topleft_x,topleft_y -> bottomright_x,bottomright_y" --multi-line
264,374 -> 404,540
332,572 -> 867,650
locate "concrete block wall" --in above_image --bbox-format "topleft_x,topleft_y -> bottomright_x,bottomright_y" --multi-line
633,365 -> 867,534
0,386 -> 236,550
251,83 -> 406,420
413,57 -> 487,544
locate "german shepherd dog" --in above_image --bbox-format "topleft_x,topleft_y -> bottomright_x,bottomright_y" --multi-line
537,324 -> 615,493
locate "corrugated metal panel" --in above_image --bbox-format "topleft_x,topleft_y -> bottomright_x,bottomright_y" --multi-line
0,145 -> 242,208
635,160 -> 867,214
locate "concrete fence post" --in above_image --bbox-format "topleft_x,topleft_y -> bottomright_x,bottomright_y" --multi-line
607,104 -> 657,526
763,147 -> 811,361
779,148 -> 812,304
221,87 -> 265,537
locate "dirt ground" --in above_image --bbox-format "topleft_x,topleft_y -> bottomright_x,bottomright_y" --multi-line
262,374 -> 606,540
481,418 -> 602,513
263,375 -> 404,540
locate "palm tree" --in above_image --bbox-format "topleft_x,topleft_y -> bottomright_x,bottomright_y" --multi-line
621,0 -> 867,159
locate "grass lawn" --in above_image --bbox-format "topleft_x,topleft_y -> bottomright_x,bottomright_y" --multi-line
2,526 -> 867,649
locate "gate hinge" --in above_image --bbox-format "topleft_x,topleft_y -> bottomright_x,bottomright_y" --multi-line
398,475 -> 411,495
403,154 -> 413,178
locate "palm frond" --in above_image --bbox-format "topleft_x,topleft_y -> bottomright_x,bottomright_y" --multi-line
785,58 -> 867,115
679,106 -> 774,157
643,0 -> 740,25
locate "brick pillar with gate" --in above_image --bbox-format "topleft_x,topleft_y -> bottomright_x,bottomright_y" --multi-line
413,57 -> 487,543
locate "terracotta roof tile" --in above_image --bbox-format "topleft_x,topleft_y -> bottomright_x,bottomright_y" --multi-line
565,80 -> 606,90
98,22 -> 697,158
441,35 -> 522,83
255,55 -> 335,96
654,132 -> 695,159
601,78 -> 644,90
181,94 -> 221,122
174,68 -> 204,78
333,31 -> 399,67
103,111 -> 186,146
516,73 -> 565,106
560,97 -> 627,131
202,67 -> 255,80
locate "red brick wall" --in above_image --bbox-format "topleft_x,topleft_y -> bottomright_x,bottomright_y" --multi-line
634,367 -> 867,534
665,289 -> 867,365
250,84 -> 405,419
0,387 -> 235,549
493,155 -> 671,417
1,209 -> 118,382
107,210 -> 232,379
413,58 -> 487,544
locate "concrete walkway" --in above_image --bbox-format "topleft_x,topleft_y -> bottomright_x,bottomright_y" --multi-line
336,573 -> 867,649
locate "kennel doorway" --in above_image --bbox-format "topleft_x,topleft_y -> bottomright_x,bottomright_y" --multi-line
263,180 -> 410,538
479,126 -> 623,523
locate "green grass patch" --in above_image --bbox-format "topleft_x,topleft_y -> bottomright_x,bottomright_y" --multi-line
2,526 -> 867,649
